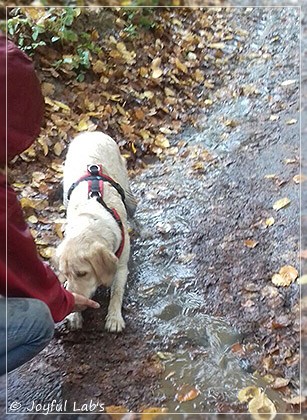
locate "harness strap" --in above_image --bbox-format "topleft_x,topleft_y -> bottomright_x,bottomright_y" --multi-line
67,164 -> 126,205
67,164 -> 126,259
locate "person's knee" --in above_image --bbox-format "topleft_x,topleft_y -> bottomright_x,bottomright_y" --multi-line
28,299 -> 54,344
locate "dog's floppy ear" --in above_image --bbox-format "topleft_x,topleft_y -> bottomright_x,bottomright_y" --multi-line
89,242 -> 118,287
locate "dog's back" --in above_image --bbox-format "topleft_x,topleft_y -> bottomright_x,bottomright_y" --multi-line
63,132 -> 136,215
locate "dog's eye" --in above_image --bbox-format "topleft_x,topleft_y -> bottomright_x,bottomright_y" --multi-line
76,271 -> 87,278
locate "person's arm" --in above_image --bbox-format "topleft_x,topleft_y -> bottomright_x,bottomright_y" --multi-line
1,182 -> 100,322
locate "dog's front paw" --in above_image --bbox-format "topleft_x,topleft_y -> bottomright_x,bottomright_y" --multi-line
105,312 -> 125,332
66,312 -> 83,330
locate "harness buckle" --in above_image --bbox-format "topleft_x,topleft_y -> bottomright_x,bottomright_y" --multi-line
89,190 -> 102,199
87,164 -> 100,176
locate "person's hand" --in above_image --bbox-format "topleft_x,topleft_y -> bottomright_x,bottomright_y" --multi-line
71,293 -> 100,312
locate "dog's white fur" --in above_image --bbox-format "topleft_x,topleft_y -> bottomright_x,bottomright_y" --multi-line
56,132 -> 136,332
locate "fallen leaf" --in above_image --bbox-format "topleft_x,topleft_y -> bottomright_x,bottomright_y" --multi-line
286,119 -> 297,125
269,114 -> 279,121
20,197 -> 35,209
281,79 -> 296,86
284,158 -> 297,164
238,386 -> 261,403
293,174 -> 306,184
175,384 -> 200,402
41,82 -> 55,97
248,392 -> 276,417
272,265 -> 298,287
273,197 -> 291,211
175,58 -> 188,73
154,134 -> 170,148
300,250 -> 307,259
265,217 -> 275,227
39,247 -> 55,259
244,239 -> 259,248
77,118 -> 89,132
271,377 -> 290,389
156,352 -> 173,360
208,42 -> 225,49
45,97 -> 70,112
106,405 -> 129,414
151,57 -> 163,79
54,142 -> 64,156
27,215 -> 38,224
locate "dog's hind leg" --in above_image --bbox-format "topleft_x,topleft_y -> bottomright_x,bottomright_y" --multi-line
105,265 -> 128,332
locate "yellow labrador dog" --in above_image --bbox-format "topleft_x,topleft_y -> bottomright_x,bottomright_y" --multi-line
56,132 -> 137,332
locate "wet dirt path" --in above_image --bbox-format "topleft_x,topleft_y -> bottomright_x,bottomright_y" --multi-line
2,5 -> 301,418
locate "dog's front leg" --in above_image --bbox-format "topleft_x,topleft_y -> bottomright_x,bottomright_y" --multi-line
66,312 -> 83,330
105,265 -> 127,332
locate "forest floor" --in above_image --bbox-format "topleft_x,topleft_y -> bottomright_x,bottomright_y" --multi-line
1,4 -> 303,419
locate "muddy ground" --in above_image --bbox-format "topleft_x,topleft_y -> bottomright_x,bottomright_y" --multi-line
1,4 -> 304,419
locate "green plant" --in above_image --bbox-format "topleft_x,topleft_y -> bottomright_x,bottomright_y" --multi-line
7,7 -> 99,78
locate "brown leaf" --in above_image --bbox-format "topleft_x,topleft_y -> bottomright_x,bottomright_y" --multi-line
244,239 -> 259,248
175,58 -> 188,73
175,384 -> 200,402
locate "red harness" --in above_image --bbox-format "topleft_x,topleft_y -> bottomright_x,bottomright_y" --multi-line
67,164 -> 125,259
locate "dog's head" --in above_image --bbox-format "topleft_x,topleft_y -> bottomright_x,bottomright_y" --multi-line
56,236 -> 118,298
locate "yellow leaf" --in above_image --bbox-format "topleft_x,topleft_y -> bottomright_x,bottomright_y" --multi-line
20,197 -> 35,209
265,217 -> 275,227
37,137 -> 49,156
139,130 -> 151,140
154,134 -> 170,148
244,239 -> 258,248
54,142 -> 64,157
39,247 -> 55,259
77,118 -> 89,132
51,163 -> 63,173
164,87 -> 175,97
248,392 -> 276,416
208,42 -> 225,49
238,386 -> 261,403
27,215 -> 38,224
131,143 -> 137,154
141,407 -> 168,420
272,265 -> 298,287
273,197 -> 291,210
143,91 -> 154,100
175,58 -> 188,73
194,69 -> 204,82
45,97 -> 70,112
54,223 -> 64,239
105,405 -> 128,414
